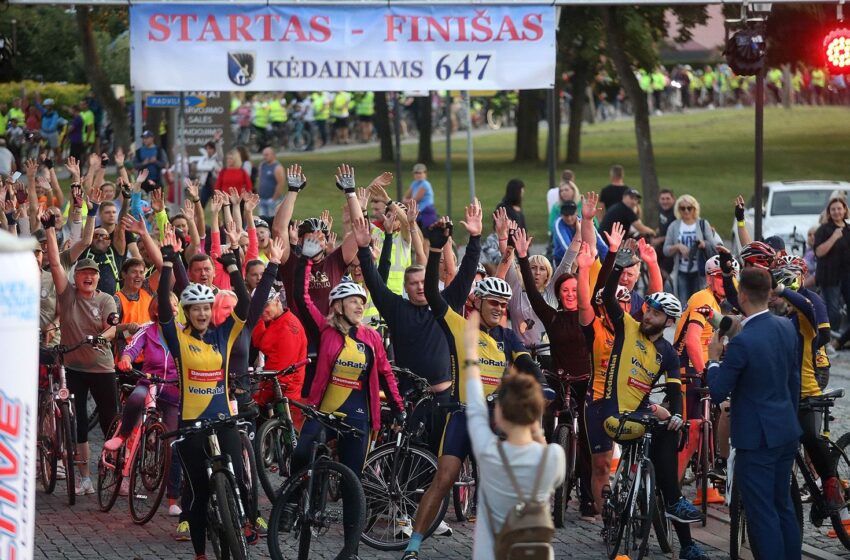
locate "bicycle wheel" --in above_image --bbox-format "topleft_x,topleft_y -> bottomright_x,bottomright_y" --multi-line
830,432 -> 850,550
452,456 -> 476,522
623,460 -> 655,560
288,129 -> 310,152
360,445 -> 446,551
97,416 -> 124,512
129,422 -> 169,524
210,470 -> 248,560
603,465 -> 628,559
699,421 -> 711,526
269,460 -> 366,560
239,428 -> 258,523
58,401 -> 76,506
38,395 -> 58,494
256,418 -> 293,502
652,490 -> 673,553
552,424 -> 575,528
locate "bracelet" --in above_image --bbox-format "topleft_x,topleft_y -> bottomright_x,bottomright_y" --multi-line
737,220 -> 745,228
345,192 -> 356,199
463,359 -> 479,368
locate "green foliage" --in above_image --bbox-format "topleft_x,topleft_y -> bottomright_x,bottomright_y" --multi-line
0,81 -> 88,115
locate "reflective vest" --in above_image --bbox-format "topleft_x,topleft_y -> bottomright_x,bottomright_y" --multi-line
230,98 -> 241,113
812,69 -> 827,88
356,92 -> 375,117
268,99 -> 288,123
332,92 -> 351,118
312,93 -> 330,120
371,225 -> 412,296
0,112 -> 7,133
638,71 -> 651,92
767,68 -> 783,87
116,289 -> 154,361
252,102 -> 270,128
651,72 -> 666,92
81,110 -> 95,144
8,107 -> 25,123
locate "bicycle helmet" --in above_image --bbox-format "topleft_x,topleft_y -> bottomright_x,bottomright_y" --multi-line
645,291 -> 683,319
740,241 -> 776,269
328,281 -> 367,304
789,255 -> 809,277
772,266 -> 802,289
180,283 -> 216,306
475,262 -> 487,278
473,277 -> 512,301
594,286 -> 631,305
297,217 -> 330,238
704,255 -> 740,277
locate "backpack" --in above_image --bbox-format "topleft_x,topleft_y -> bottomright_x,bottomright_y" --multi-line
484,442 -> 555,560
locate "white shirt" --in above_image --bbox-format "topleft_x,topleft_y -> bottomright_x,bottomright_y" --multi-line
546,187 -> 560,213
739,308 -> 769,328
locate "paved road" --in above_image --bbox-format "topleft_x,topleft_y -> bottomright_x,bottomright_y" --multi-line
34,352 -> 850,559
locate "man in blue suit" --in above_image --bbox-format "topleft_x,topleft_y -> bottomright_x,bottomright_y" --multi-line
707,267 -> 802,560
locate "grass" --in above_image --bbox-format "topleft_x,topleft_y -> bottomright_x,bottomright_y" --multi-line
282,105 -> 849,240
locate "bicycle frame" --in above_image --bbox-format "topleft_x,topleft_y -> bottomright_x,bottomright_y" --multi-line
49,357 -> 77,463
103,383 -> 162,478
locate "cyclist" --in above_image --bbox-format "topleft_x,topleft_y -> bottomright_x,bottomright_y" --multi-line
157,242 -> 255,559
720,240 -> 776,313
783,255 -> 832,389
402,219 -> 547,560
585,245 -> 707,560
113,258 -> 152,365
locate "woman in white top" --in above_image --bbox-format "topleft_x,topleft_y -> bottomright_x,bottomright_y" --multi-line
463,311 -> 566,559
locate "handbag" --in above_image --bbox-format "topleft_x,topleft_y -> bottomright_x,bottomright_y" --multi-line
695,219 -> 718,275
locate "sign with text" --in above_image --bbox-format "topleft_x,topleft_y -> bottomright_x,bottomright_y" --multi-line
130,4 -> 556,91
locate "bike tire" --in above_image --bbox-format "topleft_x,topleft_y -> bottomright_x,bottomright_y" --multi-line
603,464 -> 627,559
360,444 -> 446,551
211,470 -> 248,560
699,420 -> 711,527
452,456 -> 476,522
59,401 -> 76,506
129,422 -> 169,524
97,416 -> 124,512
552,424 -> 573,528
38,394 -> 58,494
729,481 -> 753,560
256,418 -> 292,503
652,490 -> 673,553
830,432 -> 850,551
269,460 -> 365,560
239,428 -> 259,523
630,460 -> 655,560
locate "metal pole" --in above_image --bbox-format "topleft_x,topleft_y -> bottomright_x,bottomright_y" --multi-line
392,92 -> 403,200
463,91 -> 475,201
754,69 -> 764,241
176,92 -> 185,210
445,91 -> 452,218
547,88 -> 557,189
133,89 -> 143,149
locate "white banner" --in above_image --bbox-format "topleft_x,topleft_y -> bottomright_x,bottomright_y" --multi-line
130,4 -> 556,91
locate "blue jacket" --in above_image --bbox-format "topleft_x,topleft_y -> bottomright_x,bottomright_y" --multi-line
708,311 -> 802,450
552,217 -> 608,264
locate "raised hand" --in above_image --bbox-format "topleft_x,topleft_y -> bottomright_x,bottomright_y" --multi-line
615,244 -> 640,269
185,178 -> 200,201
182,199 -> 195,221
88,152 -> 101,173
582,192 -> 599,221
88,186 -> 104,205
369,171 -> 393,190
326,230 -> 338,249
227,187 -> 240,207
286,164 -> 307,192
513,228 -> 533,259
576,241 -> 594,269
319,209 -> 333,233
356,187 -> 369,211
150,188 -> 164,213
121,215 -> 147,236
135,168 -> 149,186
352,215 -> 372,248
217,249 -> 238,269
734,195 -> 746,222
289,221 -> 301,245
225,220 -> 240,247
604,222 -> 625,253
368,182 -> 390,204
39,208 -> 56,229
163,225 -> 184,254
268,236 -> 285,264
242,192 -> 259,212
335,163 -> 355,194
383,208 -> 397,232
114,147 -> 125,168
637,238 -> 657,264
427,217 -> 452,249
24,158 -> 37,177
493,206 -> 509,238
210,191 -> 225,213
460,197 -> 483,237
65,156 -> 81,181
406,199 -> 419,225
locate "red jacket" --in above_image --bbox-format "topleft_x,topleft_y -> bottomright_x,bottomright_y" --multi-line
302,260 -> 404,432
214,167 -> 252,194
252,308 -> 307,407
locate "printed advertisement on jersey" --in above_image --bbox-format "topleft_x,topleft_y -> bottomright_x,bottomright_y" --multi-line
130,4 -> 556,91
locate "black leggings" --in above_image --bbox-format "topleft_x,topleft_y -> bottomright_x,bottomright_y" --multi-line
175,424 -> 247,556
799,406 -> 837,480
650,427 -> 695,549
66,369 -> 117,443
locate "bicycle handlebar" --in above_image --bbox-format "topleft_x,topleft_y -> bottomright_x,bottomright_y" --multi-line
289,400 -> 366,438
163,409 -> 259,439
252,358 -> 311,379
123,368 -> 178,386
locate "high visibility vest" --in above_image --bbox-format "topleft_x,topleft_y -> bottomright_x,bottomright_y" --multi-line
312,93 -> 330,120
703,71 -> 716,88
252,102 -> 270,128
268,99 -> 288,123
638,71 -> 651,92
767,69 -> 783,87
230,98 -> 241,113
8,108 -> 25,123
81,110 -> 95,144
0,113 -> 7,133
116,289 -> 154,357
332,93 -> 351,118
651,72 -> 666,92
792,72 -> 803,92
812,69 -> 827,88
356,92 -> 375,117
370,225 -> 412,296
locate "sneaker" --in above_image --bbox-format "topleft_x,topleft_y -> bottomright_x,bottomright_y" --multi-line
255,516 -> 268,537
541,384 -> 557,402
707,465 -> 727,484
394,518 -> 413,539
56,464 -> 66,480
580,502 -> 597,522
75,477 -> 95,496
666,497 -> 703,524
104,436 -> 125,451
824,477 -> 846,512
679,543 -> 710,560
175,521 -> 191,542
243,522 -> 258,546
433,520 -> 453,536
278,503 -> 298,533
168,504 -> 182,517
119,478 -> 130,497
401,552 -> 419,560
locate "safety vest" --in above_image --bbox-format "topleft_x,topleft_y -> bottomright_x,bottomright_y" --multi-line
371,225 -> 412,296
8,107 -> 25,123
767,68 -> 783,87
332,92 -> 351,118
83,247 -> 119,282
252,102 -> 270,128
703,71 -> 716,88
312,93 -> 330,120
811,69 -> 827,88
792,72 -> 803,92
268,99 -> 288,123
638,71 -> 651,92
81,110 -> 95,144
230,98 -> 241,113
0,112 -> 8,132
116,289 -> 154,361
651,72 -> 666,92
356,92 -> 375,117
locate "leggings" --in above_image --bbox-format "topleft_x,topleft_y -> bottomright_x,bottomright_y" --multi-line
291,417 -> 370,476
650,427 -> 696,549
66,369 -> 118,443
799,406 -> 837,480
175,424 -> 247,556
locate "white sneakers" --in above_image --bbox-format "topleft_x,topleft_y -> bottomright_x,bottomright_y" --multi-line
169,504 -> 182,517
75,477 -> 95,495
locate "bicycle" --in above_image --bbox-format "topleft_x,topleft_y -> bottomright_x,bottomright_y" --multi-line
166,409 -> 258,560
602,412 -> 678,560
267,401 -> 367,560
678,372 -> 718,526
545,368 -> 589,528
360,368 -> 447,551
38,326 -> 116,506
97,369 -> 176,524
252,359 -> 310,502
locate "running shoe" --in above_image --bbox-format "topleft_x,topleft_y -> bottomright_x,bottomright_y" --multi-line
679,543 -> 710,560
666,497 -> 703,524
175,521 -> 191,542
433,520 -> 453,536
168,504 -> 182,517
75,477 -> 95,495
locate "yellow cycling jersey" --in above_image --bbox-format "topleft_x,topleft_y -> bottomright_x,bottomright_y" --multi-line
781,289 -> 823,398
673,288 -> 720,368
584,316 -> 615,402
320,335 -> 369,414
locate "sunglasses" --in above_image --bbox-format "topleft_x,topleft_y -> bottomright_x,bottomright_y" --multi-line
485,299 -> 509,309
679,206 -> 695,212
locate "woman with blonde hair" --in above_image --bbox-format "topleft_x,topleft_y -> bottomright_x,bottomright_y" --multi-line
663,194 -> 722,303
213,148 -> 252,196
814,196 -> 850,333
548,181 -> 582,231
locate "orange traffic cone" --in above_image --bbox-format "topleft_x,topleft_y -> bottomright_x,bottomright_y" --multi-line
827,519 -> 850,538
693,486 -> 725,506
615,556 -> 631,560
610,443 -> 621,474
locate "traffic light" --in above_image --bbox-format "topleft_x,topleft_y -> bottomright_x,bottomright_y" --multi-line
725,27 -> 767,76
824,28 -> 850,74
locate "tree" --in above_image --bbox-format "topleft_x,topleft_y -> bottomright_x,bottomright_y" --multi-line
514,90 -> 542,161
415,95 -> 433,164
603,5 -> 707,226
374,92 -> 394,163
75,6 -> 130,151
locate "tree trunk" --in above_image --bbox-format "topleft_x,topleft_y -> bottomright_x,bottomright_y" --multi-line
545,89 -> 562,170
415,95 -> 433,164
566,63 -> 591,164
75,7 -> 130,153
604,7 -> 660,227
515,90 -> 540,161
374,92 -> 394,162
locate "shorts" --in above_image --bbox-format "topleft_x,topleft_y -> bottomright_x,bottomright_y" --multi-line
358,115 -> 373,123
584,399 -> 614,454
438,410 -> 471,461
333,117 -> 349,129
42,131 -> 59,148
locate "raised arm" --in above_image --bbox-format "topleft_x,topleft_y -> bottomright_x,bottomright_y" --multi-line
425,219 -> 452,319
185,179 -> 206,244
352,215 -> 396,310
377,227 -> 394,283
576,243 -> 595,326
637,238 -> 662,295
41,211 -> 68,295
123,215 -> 163,270
734,195 -> 752,246
337,164 -> 362,265
219,249 -> 249,321
406,200 -> 427,265
246,239 -> 283,329
514,228 -> 556,327
272,164 -> 306,264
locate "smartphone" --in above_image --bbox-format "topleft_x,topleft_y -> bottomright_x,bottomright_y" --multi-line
10,172 -> 21,182
507,229 -> 516,248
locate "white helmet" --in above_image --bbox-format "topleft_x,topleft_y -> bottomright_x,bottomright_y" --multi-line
329,281 -> 367,304
594,286 -> 631,305
474,277 -> 512,301
705,255 -> 740,277
645,291 -> 683,319
181,283 -> 216,306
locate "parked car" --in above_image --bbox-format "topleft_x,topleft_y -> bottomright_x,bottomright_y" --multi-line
732,180 -> 850,256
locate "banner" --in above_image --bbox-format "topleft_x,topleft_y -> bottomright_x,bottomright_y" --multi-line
130,4 -> 556,91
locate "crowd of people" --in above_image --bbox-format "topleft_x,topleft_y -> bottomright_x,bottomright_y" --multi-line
15,131 -> 849,560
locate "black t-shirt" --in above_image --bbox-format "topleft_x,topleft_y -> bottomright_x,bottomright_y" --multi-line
79,247 -> 127,296
814,222 -> 850,287
599,184 -> 629,211
599,202 -> 638,235
658,207 -> 676,237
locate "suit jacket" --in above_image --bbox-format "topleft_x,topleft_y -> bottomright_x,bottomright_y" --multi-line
708,311 -> 803,450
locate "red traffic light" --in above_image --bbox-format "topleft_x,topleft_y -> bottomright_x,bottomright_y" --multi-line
824,28 -> 850,74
